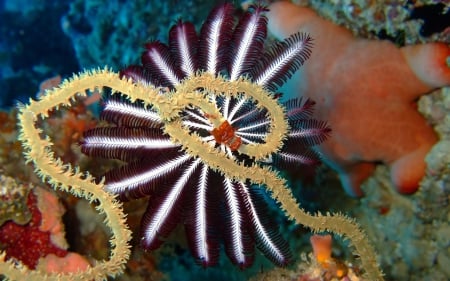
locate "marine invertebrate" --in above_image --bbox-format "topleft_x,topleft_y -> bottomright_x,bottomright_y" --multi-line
309,234 -> 348,280
0,189 -> 66,269
8,3 -> 385,280
267,1 -> 450,197
3,89 -> 132,279
0,183 -> 89,272
81,3 -> 327,268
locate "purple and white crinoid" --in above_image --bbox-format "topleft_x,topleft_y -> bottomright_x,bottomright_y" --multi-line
81,3 -> 330,268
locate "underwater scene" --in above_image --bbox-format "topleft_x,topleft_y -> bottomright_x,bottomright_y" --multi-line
0,0 -> 449,280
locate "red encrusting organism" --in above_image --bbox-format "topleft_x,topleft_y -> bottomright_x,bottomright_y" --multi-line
0,190 -> 67,269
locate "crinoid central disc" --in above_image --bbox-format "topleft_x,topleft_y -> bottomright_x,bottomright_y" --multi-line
165,73 -> 289,162
211,120 -> 242,151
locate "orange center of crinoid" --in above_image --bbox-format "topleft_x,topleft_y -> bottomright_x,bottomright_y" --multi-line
211,120 -> 242,151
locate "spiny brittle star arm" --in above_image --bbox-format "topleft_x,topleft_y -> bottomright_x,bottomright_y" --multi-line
9,68 -> 383,281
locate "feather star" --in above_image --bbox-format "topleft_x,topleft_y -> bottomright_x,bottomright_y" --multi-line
81,3 -> 330,268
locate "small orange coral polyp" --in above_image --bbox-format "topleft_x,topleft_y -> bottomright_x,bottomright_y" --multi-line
211,120 -> 242,151
310,234 -> 332,264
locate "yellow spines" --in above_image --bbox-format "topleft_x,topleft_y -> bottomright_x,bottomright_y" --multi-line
9,68 -> 384,281
9,69 -> 132,281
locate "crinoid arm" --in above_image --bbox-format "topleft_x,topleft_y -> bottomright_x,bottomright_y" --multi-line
8,3 -> 384,281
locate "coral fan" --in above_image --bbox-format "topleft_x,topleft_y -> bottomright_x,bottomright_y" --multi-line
267,1 -> 450,197
81,3 -> 330,268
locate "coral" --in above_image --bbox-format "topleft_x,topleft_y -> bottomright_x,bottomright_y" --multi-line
35,75 -> 99,164
61,0 -> 217,69
0,195 -> 64,270
353,163 -> 450,280
36,253 -> 89,274
249,234 -> 366,281
8,2 -> 385,280
267,1 -> 450,197
80,3 -> 329,268
310,234 -> 333,264
2,83 -> 132,279
307,234 -> 349,280
304,0 -> 450,44
0,175 -> 31,226
350,88 -> 450,280
0,182 -> 89,271
0,110 -> 30,179
44,98 -> 98,163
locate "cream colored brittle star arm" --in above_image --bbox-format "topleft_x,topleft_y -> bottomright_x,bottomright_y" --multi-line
165,73 -> 384,281
5,68 -> 383,281
1,68 -> 133,281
